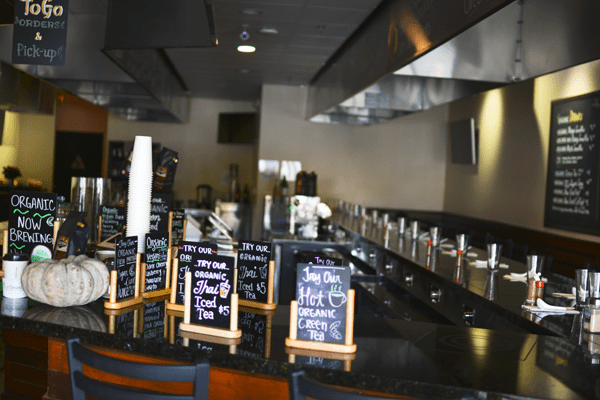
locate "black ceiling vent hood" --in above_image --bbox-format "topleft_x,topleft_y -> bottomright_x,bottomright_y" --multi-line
104,0 -> 216,49
99,0 -> 217,123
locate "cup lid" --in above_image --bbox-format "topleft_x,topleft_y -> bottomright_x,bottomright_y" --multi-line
3,253 -> 29,262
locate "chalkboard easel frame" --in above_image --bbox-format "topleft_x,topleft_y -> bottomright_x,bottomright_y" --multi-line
179,271 -> 242,339
104,253 -> 143,310
285,289 -> 357,354
141,246 -> 172,300
166,258 -> 184,312
104,303 -> 142,337
237,260 -> 277,311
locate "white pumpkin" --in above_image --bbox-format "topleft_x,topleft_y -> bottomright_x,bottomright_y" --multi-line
21,255 -> 110,307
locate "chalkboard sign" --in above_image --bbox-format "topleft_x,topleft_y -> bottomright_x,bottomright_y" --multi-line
295,263 -> 350,344
144,232 -> 169,292
141,301 -> 165,341
303,253 -> 342,267
115,236 -> 138,301
171,210 -> 185,246
12,0 -> 69,66
175,241 -> 217,305
150,193 -> 171,232
189,254 -> 235,329
8,190 -> 57,257
114,308 -> 138,337
100,205 -> 125,241
545,91 -> 600,235
237,311 -> 268,359
236,241 -> 271,303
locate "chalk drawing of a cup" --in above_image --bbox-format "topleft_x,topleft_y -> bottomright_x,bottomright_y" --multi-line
220,281 -> 231,299
259,264 -> 268,279
328,291 -> 346,308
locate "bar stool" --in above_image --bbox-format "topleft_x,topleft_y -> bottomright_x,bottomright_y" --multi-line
67,336 -> 210,400
288,369 -> 394,400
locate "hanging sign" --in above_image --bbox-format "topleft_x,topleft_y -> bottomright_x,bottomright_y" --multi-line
12,0 -> 69,66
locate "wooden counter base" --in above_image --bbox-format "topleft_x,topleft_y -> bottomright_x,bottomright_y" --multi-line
41,337 -> 414,400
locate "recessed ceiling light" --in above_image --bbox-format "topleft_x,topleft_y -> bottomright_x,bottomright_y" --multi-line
258,27 -> 279,35
240,69 -> 251,74
241,8 -> 262,15
237,45 -> 256,53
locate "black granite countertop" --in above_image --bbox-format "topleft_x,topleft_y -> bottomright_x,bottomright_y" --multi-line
1,291 -> 599,399
335,218 -> 587,339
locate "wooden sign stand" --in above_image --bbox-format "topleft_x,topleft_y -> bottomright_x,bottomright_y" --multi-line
179,271 -> 242,339
104,304 -> 142,337
238,260 -> 277,311
141,247 -> 172,299
104,253 -> 143,310
166,258 -> 184,312
285,289 -> 357,354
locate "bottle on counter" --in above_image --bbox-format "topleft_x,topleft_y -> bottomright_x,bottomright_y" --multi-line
295,171 -> 305,195
535,280 -> 545,303
229,164 -> 240,202
583,272 -> 600,333
281,176 -> 288,197
242,184 -> 251,204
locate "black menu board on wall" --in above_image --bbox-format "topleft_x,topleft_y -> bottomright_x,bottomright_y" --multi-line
545,91 -> 600,234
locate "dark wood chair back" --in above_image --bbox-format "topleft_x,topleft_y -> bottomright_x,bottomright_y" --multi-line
288,369 -> 393,400
67,336 -> 209,400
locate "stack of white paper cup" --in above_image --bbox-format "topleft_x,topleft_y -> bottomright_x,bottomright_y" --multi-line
126,136 -> 153,253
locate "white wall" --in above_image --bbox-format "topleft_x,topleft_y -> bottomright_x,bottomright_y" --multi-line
0,111 -> 56,190
443,58 -> 600,243
255,84 -> 449,237
107,97 -> 257,205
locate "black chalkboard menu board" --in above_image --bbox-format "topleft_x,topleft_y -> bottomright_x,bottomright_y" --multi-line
295,263 -> 350,344
175,241 -> 217,305
188,253 -> 235,329
144,232 -> 169,292
237,311 -> 268,359
236,240 -> 271,303
150,193 -> 171,232
8,190 -> 57,257
12,0 -> 69,66
303,252 -> 342,267
100,205 -> 125,241
171,210 -> 185,246
141,301 -> 165,341
115,236 -> 138,301
545,91 -> 600,234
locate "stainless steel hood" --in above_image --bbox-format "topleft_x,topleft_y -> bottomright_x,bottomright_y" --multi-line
0,61 -> 54,115
307,0 -> 600,125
